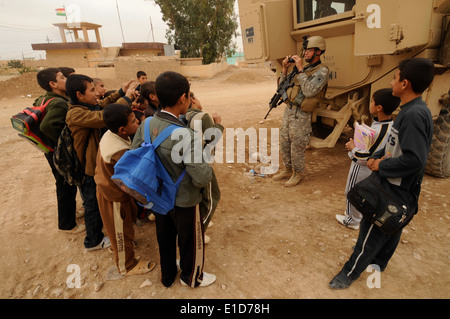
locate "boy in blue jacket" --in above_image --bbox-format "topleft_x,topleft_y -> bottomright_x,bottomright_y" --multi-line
329,58 -> 435,289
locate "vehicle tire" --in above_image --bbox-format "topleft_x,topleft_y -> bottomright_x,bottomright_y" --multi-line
425,102 -> 450,178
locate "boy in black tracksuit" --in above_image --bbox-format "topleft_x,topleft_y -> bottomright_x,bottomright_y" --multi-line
35,68 -> 81,233
329,58 -> 435,289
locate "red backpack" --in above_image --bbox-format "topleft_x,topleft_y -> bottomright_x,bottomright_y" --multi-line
10,97 -> 55,153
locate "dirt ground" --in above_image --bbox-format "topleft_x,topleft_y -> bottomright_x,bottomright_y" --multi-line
0,67 -> 448,302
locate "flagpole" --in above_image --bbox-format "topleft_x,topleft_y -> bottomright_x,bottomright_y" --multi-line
116,0 -> 126,43
63,5 -> 74,42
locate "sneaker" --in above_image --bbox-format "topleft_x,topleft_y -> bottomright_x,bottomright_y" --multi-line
59,224 -> 86,234
180,272 -> 216,287
86,236 -> 111,251
329,270 -> 355,289
335,214 -> 359,230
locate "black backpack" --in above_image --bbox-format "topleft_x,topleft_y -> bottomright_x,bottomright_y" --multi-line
53,125 -> 88,186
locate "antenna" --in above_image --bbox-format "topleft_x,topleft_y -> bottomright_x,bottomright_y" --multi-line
116,0 -> 126,43
150,16 -> 155,42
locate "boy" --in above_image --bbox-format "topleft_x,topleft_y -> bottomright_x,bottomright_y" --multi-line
35,68 -> 83,234
94,78 -> 137,107
95,104 -> 156,276
135,71 -> 148,93
131,71 -> 216,288
65,74 -> 112,251
58,66 -> 75,78
336,88 -> 400,230
93,78 -> 107,100
184,92 -> 223,242
329,58 -> 435,289
140,81 -> 160,117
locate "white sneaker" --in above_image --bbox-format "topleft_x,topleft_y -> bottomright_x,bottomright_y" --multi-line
180,272 -> 216,287
335,214 -> 359,230
86,236 -> 111,251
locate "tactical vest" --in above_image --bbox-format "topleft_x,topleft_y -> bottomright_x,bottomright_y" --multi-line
286,63 -> 329,113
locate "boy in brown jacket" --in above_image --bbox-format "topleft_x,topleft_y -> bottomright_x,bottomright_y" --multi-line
66,75 -> 137,251
95,104 -> 156,276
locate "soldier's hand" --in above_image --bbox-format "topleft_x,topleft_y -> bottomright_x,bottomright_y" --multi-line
291,55 -> 304,71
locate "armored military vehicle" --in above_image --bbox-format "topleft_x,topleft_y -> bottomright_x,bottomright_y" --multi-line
237,0 -> 450,177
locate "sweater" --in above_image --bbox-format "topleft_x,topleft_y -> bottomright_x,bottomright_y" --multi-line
34,92 -> 69,145
94,130 -> 131,202
131,111 -> 212,207
372,97 -> 433,194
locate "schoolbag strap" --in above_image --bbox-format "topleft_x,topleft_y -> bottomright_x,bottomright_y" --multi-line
143,116 -> 187,183
144,116 -> 153,145
145,118 -> 183,149
175,169 -> 186,185
38,97 -> 56,113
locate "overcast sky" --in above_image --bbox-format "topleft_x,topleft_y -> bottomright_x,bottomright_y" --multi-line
0,0 -> 243,60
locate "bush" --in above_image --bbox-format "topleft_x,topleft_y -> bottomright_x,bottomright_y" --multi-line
7,60 -> 23,68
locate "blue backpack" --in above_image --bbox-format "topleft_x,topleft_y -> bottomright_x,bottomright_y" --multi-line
111,117 -> 186,215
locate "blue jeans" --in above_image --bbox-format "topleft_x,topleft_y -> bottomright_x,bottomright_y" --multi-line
80,175 -> 104,248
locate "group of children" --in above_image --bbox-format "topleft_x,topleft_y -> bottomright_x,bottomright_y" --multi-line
33,57 -> 435,290
36,68 -> 222,287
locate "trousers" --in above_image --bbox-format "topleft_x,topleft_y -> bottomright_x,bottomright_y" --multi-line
44,152 -> 77,230
280,105 -> 311,173
155,206 -> 205,287
97,192 -> 138,274
341,217 -> 403,280
344,161 -> 372,224
80,175 -> 104,248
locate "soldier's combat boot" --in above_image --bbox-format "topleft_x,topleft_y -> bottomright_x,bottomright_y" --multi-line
272,167 -> 292,181
284,171 -> 303,187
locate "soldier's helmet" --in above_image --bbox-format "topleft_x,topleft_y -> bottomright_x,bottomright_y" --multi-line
306,36 -> 326,52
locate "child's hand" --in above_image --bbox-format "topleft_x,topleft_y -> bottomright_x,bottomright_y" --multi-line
345,138 -> 355,151
212,113 -> 221,124
121,79 -> 135,93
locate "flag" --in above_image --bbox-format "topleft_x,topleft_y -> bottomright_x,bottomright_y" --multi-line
56,8 -> 66,16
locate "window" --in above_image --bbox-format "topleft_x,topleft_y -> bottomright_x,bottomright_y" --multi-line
296,0 -> 355,24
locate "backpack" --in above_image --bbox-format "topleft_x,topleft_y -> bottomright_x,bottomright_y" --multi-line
10,97 -> 55,153
53,125 -> 87,186
111,117 -> 186,215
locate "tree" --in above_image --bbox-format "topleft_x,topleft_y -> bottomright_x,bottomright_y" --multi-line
154,0 -> 238,64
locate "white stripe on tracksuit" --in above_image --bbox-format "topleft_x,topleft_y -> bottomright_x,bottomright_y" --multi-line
346,223 -> 374,277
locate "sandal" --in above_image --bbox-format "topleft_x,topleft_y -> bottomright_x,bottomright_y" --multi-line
126,259 -> 156,276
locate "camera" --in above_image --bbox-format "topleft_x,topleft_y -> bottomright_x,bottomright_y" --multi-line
288,57 -> 295,63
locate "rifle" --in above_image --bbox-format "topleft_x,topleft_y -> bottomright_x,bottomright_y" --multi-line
265,36 -> 310,120
265,66 -> 299,119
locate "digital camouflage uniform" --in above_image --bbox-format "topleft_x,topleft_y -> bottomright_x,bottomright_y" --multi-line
280,62 -> 330,173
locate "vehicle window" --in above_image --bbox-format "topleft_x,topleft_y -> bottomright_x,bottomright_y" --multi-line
296,0 -> 355,23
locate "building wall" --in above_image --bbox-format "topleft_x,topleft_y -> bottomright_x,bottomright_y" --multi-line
119,49 -> 163,57
45,49 -> 93,68
114,56 -> 182,81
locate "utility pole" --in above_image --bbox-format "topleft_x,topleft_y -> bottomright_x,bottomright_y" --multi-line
150,16 -> 155,42
116,0 -> 126,43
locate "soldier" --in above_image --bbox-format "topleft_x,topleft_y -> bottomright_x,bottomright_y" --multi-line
272,36 -> 330,187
